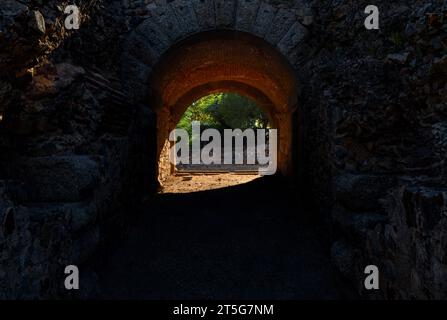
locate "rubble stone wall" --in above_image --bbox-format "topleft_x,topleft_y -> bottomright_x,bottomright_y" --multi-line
298,0 -> 447,299
0,0 -> 446,299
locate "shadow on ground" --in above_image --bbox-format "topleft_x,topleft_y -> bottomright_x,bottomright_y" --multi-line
98,176 -> 350,299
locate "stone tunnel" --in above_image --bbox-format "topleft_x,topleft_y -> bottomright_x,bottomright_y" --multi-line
0,0 -> 446,299
135,30 -> 299,181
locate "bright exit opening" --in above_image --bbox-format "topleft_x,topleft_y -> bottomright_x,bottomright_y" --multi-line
162,92 -> 273,193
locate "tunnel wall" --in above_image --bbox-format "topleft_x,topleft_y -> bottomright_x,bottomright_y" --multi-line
0,62 -> 155,297
298,0 -> 447,299
0,0 -> 446,299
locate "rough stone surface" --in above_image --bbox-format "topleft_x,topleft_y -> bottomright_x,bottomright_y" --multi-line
192,0 -> 216,29
0,0 -> 100,74
214,0 -> 236,28
148,1 -> 183,40
277,21 -> 308,62
0,0 -> 446,299
235,0 -> 261,32
16,156 -> 100,202
333,186 -> 447,299
265,8 -> 297,45
252,2 -> 277,37
300,0 -> 447,299
170,0 -> 200,34
334,174 -> 397,212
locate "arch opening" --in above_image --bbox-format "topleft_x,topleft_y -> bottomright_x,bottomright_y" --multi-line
175,92 -> 272,169
158,92 -> 276,193
138,31 -> 298,185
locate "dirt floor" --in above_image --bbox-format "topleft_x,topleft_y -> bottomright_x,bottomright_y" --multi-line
98,175 -> 351,299
162,173 -> 261,193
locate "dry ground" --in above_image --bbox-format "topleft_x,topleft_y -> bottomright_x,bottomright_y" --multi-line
162,173 -> 260,193
99,175 -> 351,299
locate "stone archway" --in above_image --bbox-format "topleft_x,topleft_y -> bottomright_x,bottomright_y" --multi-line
121,1 -> 309,182
1,0 -> 446,300
150,31 -> 298,181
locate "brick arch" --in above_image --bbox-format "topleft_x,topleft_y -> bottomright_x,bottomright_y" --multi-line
149,31 -> 298,181
121,0 -> 309,101
167,81 -> 279,128
121,1 -> 308,182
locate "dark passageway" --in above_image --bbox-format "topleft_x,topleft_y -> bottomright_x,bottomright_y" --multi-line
1,0 -> 445,301
99,176 -> 346,299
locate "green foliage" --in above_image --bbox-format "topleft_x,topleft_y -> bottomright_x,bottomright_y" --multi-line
209,93 -> 269,129
177,93 -> 269,136
177,94 -> 221,136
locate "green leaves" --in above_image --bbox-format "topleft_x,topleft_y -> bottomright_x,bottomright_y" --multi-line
177,93 -> 269,136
